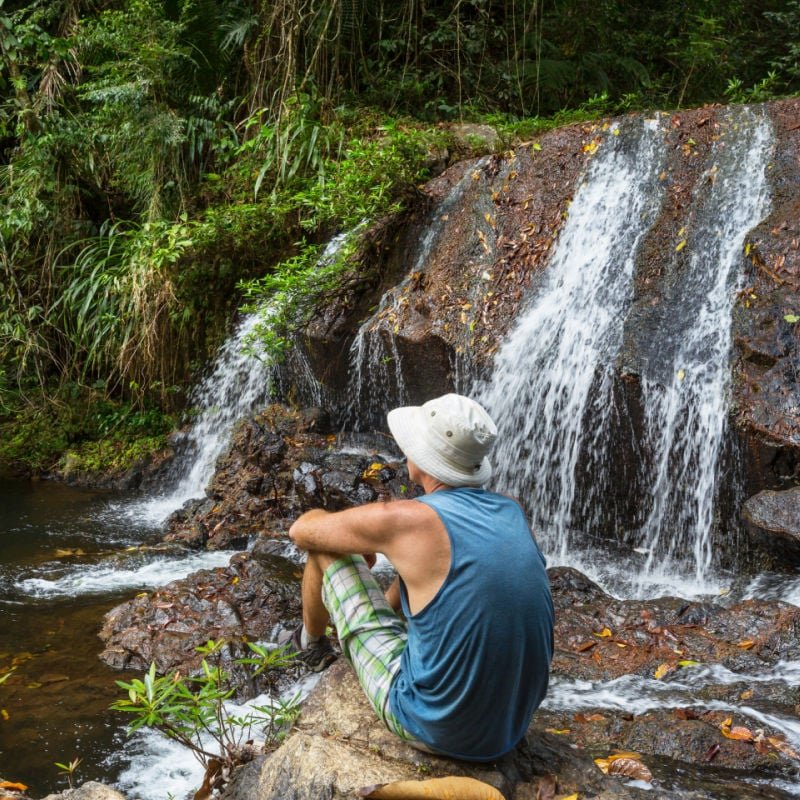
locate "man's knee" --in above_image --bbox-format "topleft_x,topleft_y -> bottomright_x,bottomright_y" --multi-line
306,550 -> 339,572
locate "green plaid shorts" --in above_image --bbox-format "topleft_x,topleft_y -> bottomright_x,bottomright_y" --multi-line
322,555 -> 414,740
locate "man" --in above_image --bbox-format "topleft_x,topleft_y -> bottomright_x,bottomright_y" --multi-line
285,393 -> 554,762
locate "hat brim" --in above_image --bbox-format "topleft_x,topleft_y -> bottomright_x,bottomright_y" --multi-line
387,405 -> 492,488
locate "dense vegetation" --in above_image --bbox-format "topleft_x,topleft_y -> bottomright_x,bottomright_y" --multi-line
1,0 -> 798,474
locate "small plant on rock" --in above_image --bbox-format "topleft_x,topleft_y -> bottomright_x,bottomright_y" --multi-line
111,639 -> 299,787
54,757 -> 82,790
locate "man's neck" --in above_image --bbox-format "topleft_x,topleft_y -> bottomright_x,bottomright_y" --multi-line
420,476 -> 452,494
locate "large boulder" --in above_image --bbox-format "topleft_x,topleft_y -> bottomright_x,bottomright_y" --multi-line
163,404 -> 413,550
97,550 -> 301,675
223,660 -> 652,800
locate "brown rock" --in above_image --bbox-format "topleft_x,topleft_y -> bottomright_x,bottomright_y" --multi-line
742,486 -> 800,565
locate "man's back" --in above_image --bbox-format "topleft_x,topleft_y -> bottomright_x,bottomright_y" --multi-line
388,487 -> 554,761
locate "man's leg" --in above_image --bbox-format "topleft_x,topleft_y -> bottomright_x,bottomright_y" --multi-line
300,549 -> 337,639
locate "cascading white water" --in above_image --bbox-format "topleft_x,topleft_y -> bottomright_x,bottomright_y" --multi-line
344,158 -> 491,429
637,108 -> 774,586
479,117 -> 666,563
136,234 -> 350,524
480,109 -> 775,598
136,311 -> 276,524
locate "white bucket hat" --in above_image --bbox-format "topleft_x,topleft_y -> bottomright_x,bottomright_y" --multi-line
387,394 -> 498,487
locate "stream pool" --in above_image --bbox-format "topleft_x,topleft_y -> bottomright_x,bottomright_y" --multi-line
0,476 -> 234,796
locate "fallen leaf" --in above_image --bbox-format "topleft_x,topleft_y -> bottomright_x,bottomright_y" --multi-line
575,641 -> 596,652
674,708 -> 699,720
574,713 -> 606,723
703,743 -> 720,762
0,784 -> 28,792
737,640 -> 755,650
676,369 -> 686,381
594,627 -> 612,638
358,776 -> 504,799
678,659 -> 701,668
536,773 -> 557,800
559,795 -> 579,800
675,239 -> 687,252
768,737 -> 800,759
784,314 -> 800,324
740,690 -> 753,700
654,662 -> 675,680
608,757 -> 653,782
0,709 -> 8,720
722,726 -> 754,742
545,728 -> 571,735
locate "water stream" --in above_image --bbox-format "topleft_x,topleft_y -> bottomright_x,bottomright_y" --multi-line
480,107 -> 775,598
2,105 -> 798,798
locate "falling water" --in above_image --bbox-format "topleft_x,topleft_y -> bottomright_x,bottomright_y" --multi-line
135,311 -> 276,523
637,108 -> 774,585
480,108 -> 775,597
480,117 -> 666,563
136,234 -> 350,523
344,158 -> 491,429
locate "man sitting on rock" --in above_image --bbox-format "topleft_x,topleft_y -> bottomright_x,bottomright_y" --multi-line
284,393 -> 554,762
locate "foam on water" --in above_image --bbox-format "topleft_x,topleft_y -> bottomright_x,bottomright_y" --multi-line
15,549 -> 235,598
546,663 -> 800,749
741,572 -> 800,608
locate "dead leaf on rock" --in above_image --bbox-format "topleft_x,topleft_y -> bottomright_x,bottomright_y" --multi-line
737,640 -> 756,649
536,773 -> 557,800
575,641 -> 596,652
594,751 -> 644,775
673,708 -> 699,720
574,713 -> 606,723
358,776 -> 504,799
654,662 -> 676,680
594,627 -> 612,638
769,737 -> 800,760
0,784 -> 28,792
723,726 -> 754,742
607,757 -> 653,782
703,743 -> 720,762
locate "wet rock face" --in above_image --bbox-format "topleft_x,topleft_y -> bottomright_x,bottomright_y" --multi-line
742,487 -> 800,566
550,566 -> 800,681
163,404 -> 413,550
98,550 -> 301,675
732,98 -> 800,493
295,122 -> 593,425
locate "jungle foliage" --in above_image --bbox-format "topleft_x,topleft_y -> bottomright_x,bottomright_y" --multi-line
0,0 -> 798,470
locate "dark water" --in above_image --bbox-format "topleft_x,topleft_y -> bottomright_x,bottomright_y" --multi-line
0,477 -> 151,793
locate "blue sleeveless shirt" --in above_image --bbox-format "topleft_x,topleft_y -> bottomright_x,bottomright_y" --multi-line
387,487 -> 554,761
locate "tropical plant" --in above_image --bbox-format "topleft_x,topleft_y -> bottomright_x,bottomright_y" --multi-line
111,639 -> 300,771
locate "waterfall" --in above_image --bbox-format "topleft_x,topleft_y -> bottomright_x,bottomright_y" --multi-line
480,109 -> 774,596
637,108 -> 774,585
136,235 -> 349,524
480,117 -> 666,562
137,311 -> 276,523
344,158 -> 491,429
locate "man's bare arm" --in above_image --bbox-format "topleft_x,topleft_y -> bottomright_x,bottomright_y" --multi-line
288,500 -> 423,557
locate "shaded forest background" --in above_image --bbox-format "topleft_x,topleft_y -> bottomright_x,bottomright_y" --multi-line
1,0 -> 799,473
